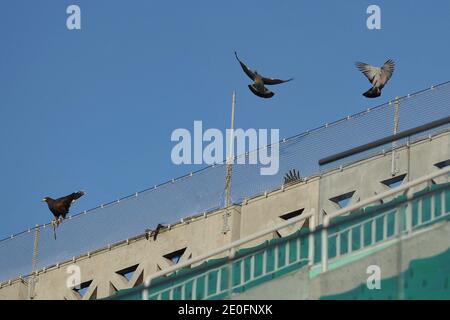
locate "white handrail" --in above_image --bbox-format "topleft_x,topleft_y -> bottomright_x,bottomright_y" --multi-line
321,167 -> 449,272
142,167 -> 450,295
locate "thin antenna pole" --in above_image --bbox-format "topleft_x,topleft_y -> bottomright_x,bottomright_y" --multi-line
223,91 -> 236,233
225,91 -> 236,207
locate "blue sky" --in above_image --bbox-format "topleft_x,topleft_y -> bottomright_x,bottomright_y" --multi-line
0,0 -> 449,238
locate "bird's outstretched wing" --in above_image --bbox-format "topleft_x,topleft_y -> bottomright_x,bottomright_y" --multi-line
153,223 -> 164,241
355,62 -> 380,84
380,59 -> 395,84
145,223 -> 165,241
235,52 -> 256,81
284,169 -> 301,184
58,191 -> 85,209
67,191 -> 85,203
262,76 -> 293,86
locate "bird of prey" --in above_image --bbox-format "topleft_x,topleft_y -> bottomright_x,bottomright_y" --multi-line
235,52 -> 293,98
284,169 -> 302,185
355,59 -> 395,98
43,191 -> 85,227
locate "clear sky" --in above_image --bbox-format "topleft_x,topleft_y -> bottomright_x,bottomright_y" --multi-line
1,0 -> 449,238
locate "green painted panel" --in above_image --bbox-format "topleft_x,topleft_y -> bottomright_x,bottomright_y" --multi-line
107,182 -> 449,300
322,248 -> 450,300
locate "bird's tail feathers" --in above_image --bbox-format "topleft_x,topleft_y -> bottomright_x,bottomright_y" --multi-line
363,87 -> 381,98
248,85 -> 275,98
75,190 -> 85,198
70,190 -> 85,203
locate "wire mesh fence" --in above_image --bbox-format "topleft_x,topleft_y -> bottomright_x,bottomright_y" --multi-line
1,81 -> 449,284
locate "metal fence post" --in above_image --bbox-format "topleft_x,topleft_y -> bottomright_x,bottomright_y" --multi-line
322,217 -> 329,272
308,211 -> 316,267
223,91 -> 236,234
406,189 -> 414,234
391,97 -> 400,176
28,225 -> 40,300
227,248 -> 236,299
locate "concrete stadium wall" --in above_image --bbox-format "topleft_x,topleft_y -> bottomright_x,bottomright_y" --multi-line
0,130 -> 448,300
13,206 -> 241,300
319,131 -> 449,223
0,279 -> 28,300
239,176 -> 320,247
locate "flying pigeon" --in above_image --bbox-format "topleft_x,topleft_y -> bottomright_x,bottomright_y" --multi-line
235,51 -> 293,98
355,59 -> 395,98
43,191 -> 85,226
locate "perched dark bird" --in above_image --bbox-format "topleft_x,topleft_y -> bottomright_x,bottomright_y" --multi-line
284,169 -> 302,185
145,223 -> 165,241
356,59 -> 395,98
235,52 -> 293,98
43,191 -> 85,226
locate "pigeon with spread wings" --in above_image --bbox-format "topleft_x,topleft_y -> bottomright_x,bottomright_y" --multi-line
235,52 -> 293,98
355,59 -> 395,98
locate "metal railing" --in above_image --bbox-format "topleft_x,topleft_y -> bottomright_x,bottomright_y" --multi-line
324,188 -> 447,264
319,115 -> 450,166
322,167 -> 450,271
143,209 -> 316,287
139,167 -> 449,300
151,235 -> 310,300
